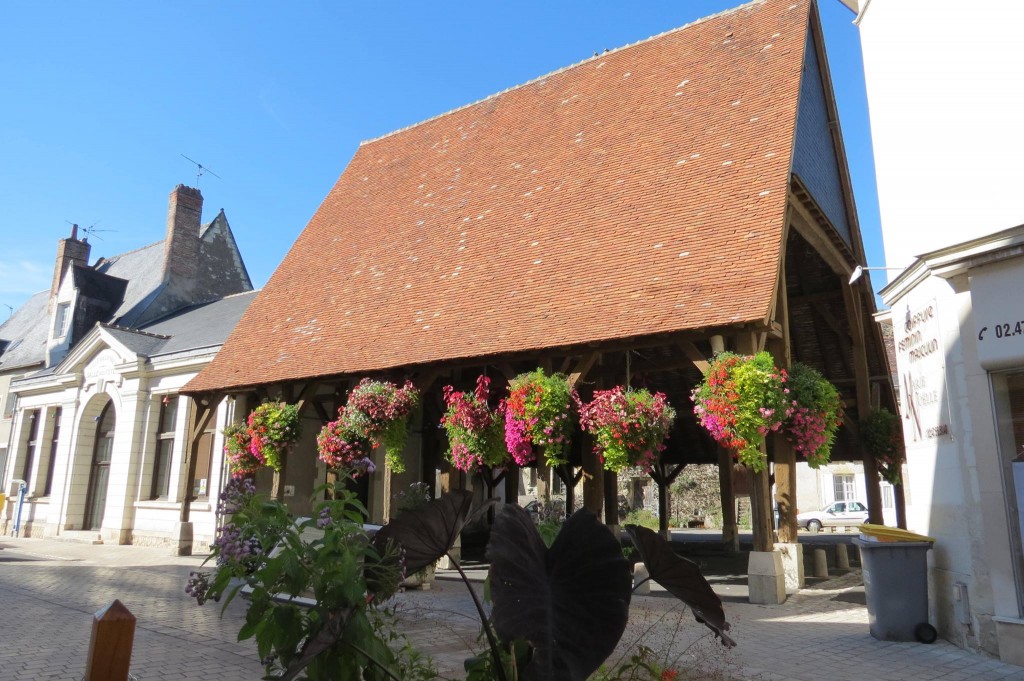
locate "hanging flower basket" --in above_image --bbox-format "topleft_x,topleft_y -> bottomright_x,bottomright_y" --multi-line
247,402 -> 301,472
691,351 -> 789,472
342,378 -> 420,474
783,363 -> 843,469
441,375 -> 508,472
224,423 -> 261,478
579,387 -> 676,473
861,408 -> 905,485
316,411 -> 374,472
501,369 -> 575,467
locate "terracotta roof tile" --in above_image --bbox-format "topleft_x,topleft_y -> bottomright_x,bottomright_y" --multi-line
188,0 -> 809,393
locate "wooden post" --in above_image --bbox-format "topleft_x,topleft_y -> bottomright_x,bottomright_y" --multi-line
718,447 -> 739,551
603,469 -> 619,526
735,332 -> 775,553
768,255 -> 799,544
504,464 -> 520,505
842,279 -> 885,524
84,600 -> 136,681
180,393 -> 223,524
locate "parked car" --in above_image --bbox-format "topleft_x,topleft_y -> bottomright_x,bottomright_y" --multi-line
796,501 -> 869,532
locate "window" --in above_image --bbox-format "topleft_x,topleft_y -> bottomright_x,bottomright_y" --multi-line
150,397 -> 178,499
191,422 -> 215,499
53,303 -> 70,338
43,407 -> 61,496
3,391 -> 16,419
881,483 -> 895,510
832,502 -> 846,513
833,474 -> 855,502
21,409 -> 41,484
848,501 -> 867,512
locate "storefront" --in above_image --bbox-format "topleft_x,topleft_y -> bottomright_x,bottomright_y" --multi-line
880,224 -> 1024,665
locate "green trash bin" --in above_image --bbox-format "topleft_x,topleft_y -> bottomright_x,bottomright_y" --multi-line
854,538 -> 936,643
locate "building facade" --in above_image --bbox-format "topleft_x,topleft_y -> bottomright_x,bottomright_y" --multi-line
0,185 -> 254,550
853,0 -> 1024,663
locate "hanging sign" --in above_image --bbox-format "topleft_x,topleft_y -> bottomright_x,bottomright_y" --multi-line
895,299 -> 950,442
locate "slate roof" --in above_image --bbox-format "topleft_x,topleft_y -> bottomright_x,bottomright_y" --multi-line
0,291 -> 49,371
136,290 -> 259,356
188,0 -> 811,393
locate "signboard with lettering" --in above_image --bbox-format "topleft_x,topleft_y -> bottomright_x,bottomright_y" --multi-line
971,261 -> 1024,370
895,299 -> 951,442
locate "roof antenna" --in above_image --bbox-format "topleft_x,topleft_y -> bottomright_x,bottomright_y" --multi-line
180,154 -> 221,189
76,220 -> 114,242
3,304 -> 13,319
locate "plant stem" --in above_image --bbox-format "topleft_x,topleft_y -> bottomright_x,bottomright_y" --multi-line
449,553 -> 509,681
342,640 -> 404,681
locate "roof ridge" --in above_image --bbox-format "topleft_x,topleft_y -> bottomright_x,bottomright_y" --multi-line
360,0 -> 765,146
93,239 -> 163,266
100,323 -> 170,340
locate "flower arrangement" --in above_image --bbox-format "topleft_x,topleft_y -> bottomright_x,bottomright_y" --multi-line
315,412 -> 373,472
691,351 -> 790,472
501,369 -> 576,466
861,407 -> 905,485
224,422 -> 261,478
783,363 -> 843,468
578,387 -> 676,472
246,401 -> 301,472
441,375 -> 508,472
342,378 -> 420,473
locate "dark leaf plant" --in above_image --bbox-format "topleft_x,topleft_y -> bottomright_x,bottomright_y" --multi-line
189,477 -> 735,680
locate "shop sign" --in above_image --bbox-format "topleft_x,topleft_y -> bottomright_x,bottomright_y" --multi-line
896,299 -> 950,442
971,261 -> 1024,370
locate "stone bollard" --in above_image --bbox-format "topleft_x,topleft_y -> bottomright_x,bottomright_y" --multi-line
836,543 -> 850,570
633,563 -> 651,595
813,548 -> 829,578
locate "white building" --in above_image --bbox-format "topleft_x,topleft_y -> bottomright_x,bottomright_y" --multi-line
0,185 -> 255,551
851,0 -> 1024,665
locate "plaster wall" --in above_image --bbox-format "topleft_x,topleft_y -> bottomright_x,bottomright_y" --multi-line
858,0 -> 1024,274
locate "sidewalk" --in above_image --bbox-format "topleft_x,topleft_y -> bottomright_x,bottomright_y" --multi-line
1,536 -> 1022,681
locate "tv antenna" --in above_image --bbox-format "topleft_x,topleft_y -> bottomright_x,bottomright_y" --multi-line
181,154 -> 221,188
3,304 -> 12,319
66,219 -> 114,241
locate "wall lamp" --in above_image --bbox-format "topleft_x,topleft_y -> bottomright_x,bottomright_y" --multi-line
848,264 -> 904,285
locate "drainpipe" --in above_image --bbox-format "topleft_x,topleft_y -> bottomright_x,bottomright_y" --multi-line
11,479 -> 26,537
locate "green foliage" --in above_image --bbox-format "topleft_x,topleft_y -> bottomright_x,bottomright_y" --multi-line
247,401 -> 302,472
191,477 -> 408,680
784,363 -> 844,468
591,645 -> 679,681
623,508 -> 659,532
691,352 -> 788,472
861,408 -> 905,485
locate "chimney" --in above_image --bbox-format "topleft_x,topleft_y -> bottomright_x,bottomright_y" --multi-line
50,224 -> 91,312
164,184 -> 203,280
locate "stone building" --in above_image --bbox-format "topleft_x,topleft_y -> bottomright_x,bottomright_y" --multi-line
0,185 -> 254,550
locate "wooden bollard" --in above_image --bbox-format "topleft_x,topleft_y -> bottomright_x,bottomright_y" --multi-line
813,548 -> 829,578
836,543 -> 850,570
85,599 -> 136,681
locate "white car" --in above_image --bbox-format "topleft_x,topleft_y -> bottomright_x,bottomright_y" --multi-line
796,501 -> 869,532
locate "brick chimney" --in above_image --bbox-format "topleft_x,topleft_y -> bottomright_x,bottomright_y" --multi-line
164,184 -> 203,280
50,224 -> 91,312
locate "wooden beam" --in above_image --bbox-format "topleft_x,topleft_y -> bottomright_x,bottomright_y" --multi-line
678,340 -> 709,374
567,352 -> 601,387
181,393 -> 224,524
788,194 -> 853,278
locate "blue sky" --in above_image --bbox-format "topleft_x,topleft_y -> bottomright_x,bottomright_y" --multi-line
0,1 -> 879,318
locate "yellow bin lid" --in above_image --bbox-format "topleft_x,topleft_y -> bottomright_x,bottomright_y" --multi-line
858,523 -> 935,543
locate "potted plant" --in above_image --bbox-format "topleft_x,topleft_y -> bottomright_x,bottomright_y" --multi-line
315,410 -> 374,474
342,378 -> 420,473
441,375 -> 508,472
783,362 -> 843,468
691,351 -> 789,472
223,422 -> 261,478
861,407 -> 905,484
578,387 -> 677,472
501,369 -> 576,467
246,401 -> 301,472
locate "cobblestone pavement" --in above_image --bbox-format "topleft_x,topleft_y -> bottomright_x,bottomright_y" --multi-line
2,537 -> 1023,681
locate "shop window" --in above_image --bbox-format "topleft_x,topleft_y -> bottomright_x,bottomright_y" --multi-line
833,474 -> 855,502
43,407 -> 62,496
150,397 -> 178,499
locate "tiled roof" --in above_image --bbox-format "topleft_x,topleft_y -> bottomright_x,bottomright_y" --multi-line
188,0 -> 809,393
